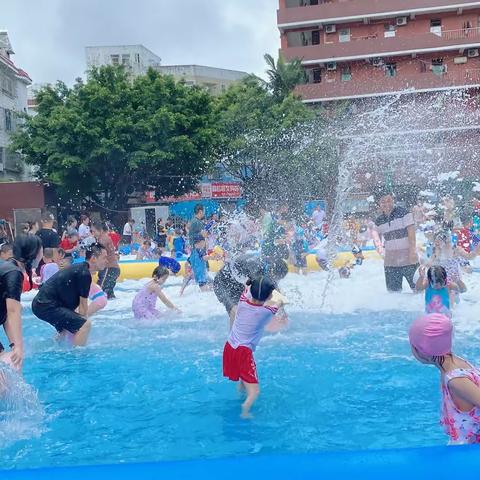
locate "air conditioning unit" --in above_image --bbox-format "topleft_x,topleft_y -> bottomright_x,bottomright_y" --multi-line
326,61 -> 337,71
396,16 -> 408,26
325,24 -> 336,34
468,48 -> 479,57
372,57 -> 384,67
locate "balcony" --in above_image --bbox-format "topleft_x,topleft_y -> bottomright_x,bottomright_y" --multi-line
282,28 -> 480,64
295,68 -> 480,102
278,0 -> 480,29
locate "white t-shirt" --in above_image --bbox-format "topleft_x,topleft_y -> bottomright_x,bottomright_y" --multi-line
78,223 -> 91,240
40,262 -> 59,284
123,222 -> 133,236
312,209 -> 325,226
228,290 -> 279,352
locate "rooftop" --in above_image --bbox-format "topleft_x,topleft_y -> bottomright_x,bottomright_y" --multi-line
278,0 -> 480,29
156,64 -> 249,80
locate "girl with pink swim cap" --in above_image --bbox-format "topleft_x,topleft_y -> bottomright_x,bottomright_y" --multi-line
409,313 -> 480,444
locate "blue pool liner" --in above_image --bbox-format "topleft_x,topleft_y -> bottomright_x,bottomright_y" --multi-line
2,445 -> 480,480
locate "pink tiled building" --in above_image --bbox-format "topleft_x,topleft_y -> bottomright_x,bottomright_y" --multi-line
277,0 -> 480,103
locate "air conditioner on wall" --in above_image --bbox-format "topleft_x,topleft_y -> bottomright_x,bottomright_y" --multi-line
326,61 -> 337,71
468,48 -> 479,57
396,16 -> 408,26
325,24 -> 336,34
372,57 -> 384,67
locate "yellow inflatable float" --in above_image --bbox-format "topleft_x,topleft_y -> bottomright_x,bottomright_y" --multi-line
117,249 -> 382,282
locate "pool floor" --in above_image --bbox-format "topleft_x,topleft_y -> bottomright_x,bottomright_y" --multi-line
2,298 -> 468,470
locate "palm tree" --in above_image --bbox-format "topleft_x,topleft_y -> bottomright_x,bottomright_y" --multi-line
264,53 -> 306,100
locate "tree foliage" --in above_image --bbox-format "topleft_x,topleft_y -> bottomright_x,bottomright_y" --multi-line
263,53 -> 306,101
11,66 -> 216,210
214,71 -> 339,212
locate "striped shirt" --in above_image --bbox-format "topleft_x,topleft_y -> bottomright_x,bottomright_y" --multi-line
375,206 -> 415,267
228,289 -> 279,352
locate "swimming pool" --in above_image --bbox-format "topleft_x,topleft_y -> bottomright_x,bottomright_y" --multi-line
1,267 -> 480,470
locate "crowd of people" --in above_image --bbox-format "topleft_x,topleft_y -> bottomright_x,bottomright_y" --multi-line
1,191 -> 480,431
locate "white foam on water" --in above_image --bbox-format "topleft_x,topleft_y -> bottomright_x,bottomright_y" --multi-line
0,365 -> 46,449
22,258 -> 480,336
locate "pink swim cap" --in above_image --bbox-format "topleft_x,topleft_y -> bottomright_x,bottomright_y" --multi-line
409,313 -> 453,356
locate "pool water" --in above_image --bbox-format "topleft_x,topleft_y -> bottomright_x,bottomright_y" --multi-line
1,266 -> 480,470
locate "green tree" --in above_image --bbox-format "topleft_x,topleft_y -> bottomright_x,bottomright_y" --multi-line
214,74 -> 338,211
263,53 -> 306,100
11,66 -> 216,211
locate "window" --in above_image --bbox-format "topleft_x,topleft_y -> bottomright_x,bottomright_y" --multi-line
313,68 -> 322,83
384,24 -> 396,38
431,58 -> 446,76
341,66 -> 352,81
385,63 -> 397,77
430,19 -> 442,35
5,109 -> 12,131
312,30 -> 320,45
1,74 -> 14,97
121,54 -> 130,66
135,53 -> 141,63
339,28 -> 351,42
110,54 -> 120,66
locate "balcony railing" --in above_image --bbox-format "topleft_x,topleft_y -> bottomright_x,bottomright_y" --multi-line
295,69 -> 480,102
442,27 -> 480,41
278,0 -> 480,28
282,28 -> 480,63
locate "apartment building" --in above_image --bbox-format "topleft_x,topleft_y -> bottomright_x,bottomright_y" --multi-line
278,0 -> 480,102
0,31 -> 32,180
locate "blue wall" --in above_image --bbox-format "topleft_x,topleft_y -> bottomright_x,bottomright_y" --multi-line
168,200 -> 245,220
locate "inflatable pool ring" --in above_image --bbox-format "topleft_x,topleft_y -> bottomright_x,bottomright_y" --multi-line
159,256 -> 181,274
116,248 -> 384,282
89,283 -> 108,311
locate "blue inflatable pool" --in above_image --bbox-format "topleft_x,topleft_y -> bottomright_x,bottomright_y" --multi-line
2,445 -> 479,480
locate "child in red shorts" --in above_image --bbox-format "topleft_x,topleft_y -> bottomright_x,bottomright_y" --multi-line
223,275 -> 285,418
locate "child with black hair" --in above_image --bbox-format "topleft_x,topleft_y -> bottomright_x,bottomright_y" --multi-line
0,243 -> 13,262
132,266 -> 181,321
39,248 -> 59,284
223,275 -> 286,418
416,265 -> 459,317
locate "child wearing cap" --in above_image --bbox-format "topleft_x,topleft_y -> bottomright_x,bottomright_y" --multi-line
223,275 -> 286,419
409,313 -> 480,444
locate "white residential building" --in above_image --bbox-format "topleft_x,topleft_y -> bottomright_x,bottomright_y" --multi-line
0,31 -> 32,181
155,65 -> 248,96
85,45 -> 162,77
85,45 -> 248,95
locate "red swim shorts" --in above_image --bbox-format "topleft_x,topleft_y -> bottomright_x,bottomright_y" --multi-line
223,342 -> 258,384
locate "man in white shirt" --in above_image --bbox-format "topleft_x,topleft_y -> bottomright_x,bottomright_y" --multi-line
122,219 -> 135,244
312,205 -> 325,227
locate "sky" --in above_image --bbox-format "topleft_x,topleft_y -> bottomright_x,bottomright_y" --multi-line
2,0 -> 280,86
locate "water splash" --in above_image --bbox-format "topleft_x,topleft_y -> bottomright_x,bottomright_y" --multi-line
0,364 -> 46,449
